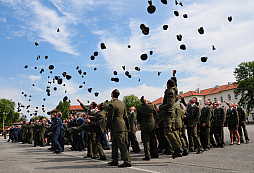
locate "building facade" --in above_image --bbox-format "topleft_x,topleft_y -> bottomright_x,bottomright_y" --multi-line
152,83 -> 254,122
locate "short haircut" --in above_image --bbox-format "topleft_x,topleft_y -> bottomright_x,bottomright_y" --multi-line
91,102 -> 97,109
112,89 -> 120,98
167,79 -> 175,87
99,103 -> 105,111
140,96 -> 145,103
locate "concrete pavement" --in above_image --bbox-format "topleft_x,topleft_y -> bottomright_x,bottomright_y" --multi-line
0,124 -> 254,173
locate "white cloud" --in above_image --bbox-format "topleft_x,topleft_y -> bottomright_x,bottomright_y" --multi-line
0,17 -> 6,23
28,75 -> 41,82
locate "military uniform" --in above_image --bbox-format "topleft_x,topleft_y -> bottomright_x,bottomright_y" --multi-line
21,123 -> 27,143
39,122 -> 46,146
186,104 -> 203,152
27,123 -> 33,144
200,106 -> 212,149
33,123 -> 41,146
159,86 -> 183,157
137,103 -> 158,159
128,111 -> 140,153
237,107 -> 249,142
213,107 -> 225,147
174,102 -> 188,154
106,98 -> 131,165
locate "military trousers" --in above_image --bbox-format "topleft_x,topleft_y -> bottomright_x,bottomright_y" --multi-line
141,129 -> 158,158
112,131 -> 131,164
213,126 -> 224,146
33,133 -> 40,146
238,122 -> 249,142
210,125 -> 216,146
187,126 -> 203,151
40,133 -> 45,146
163,117 -> 182,152
176,128 -> 188,152
128,130 -> 140,152
200,126 -> 210,149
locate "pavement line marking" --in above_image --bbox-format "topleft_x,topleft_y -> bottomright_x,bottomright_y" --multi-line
61,151 -> 160,173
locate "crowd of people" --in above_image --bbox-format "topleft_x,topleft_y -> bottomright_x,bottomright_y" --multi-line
3,74 -> 250,168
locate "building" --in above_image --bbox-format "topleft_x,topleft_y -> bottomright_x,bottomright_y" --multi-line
49,105 -> 89,116
151,82 -> 254,122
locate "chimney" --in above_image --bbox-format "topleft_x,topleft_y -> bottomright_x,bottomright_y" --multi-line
195,88 -> 200,93
228,82 -> 232,86
215,85 -> 219,89
179,91 -> 183,95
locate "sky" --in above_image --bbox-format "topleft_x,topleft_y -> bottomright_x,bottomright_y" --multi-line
0,0 -> 254,119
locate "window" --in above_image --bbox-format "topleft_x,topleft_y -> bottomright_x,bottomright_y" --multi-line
228,94 -> 231,101
214,98 -> 217,102
220,96 -> 223,102
235,94 -> 238,99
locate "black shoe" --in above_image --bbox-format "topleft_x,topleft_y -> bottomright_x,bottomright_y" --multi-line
204,148 -> 209,151
134,149 -> 141,153
246,139 -> 249,143
230,143 -> 234,145
118,163 -> 131,168
237,143 -> 241,145
107,161 -> 118,166
157,149 -> 162,153
143,157 -> 150,161
182,150 -> 189,156
55,150 -> 63,154
220,144 -> 225,148
151,155 -> 158,158
48,147 -> 54,150
104,147 -> 110,150
240,140 -> 244,143
99,156 -> 106,160
196,150 -> 204,154
92,156 -> 99,159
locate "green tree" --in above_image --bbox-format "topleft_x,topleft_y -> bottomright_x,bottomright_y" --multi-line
18,115 -> 28,122
122,94 -> 142,115
56,101 -> 71,120
0,99 -> 20,130
234,61 -> 254,115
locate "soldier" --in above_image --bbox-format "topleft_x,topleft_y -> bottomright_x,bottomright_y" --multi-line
27,121 -> 33,144
174,100 -> 188,155
52,112 -> 64,153
226,103 -> 240,145
21,121 -> 27,144
33,120 -> 41,146
137,96 -> 158,160
12,126 -> 19,142
40,119 -> 46,147
106,89 -> 131,168
209,103 -> 217,147
213,101 -> 225,148
235,103 -> 250,143
186,97 -> 204,154
3,130 -> 7,139
77,113 -> 86,151
7,126 -> 13,142
128,106 -> 140,153
157,78 -> 183,158
200,100 -> 212,150
77,99 -> 98,158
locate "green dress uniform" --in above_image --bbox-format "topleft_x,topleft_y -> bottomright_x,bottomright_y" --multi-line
237,107 -> 249,142
106,98 -> 131,164
174,102 -> 188,154
137,103 -> 158,159
213,107 -> 225,147
27,123 -> 34,144
200,106 -> 212,149
186,104 -> 203,152
80,103 -> 98,157
128,111 -> 140,153
33,123 -> 41,146
21,123 -> 27,143
39,122 -> 46,147
159,86 -> 183,157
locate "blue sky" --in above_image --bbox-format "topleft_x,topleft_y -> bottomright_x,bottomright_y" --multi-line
0,0 -> 254,118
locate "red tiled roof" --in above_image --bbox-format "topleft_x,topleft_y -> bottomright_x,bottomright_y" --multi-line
151,97 -> 163,105
181,83 -> 238,97
151,83 -> 238,104
50,105 -> 84,112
